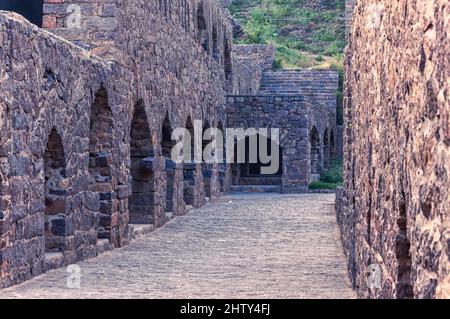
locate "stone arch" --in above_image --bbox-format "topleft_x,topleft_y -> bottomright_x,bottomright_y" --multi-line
323,127 -> 330,169
183,115 -> 196,205
202,120 -> 213,197
180,0 -> 190,31
330,129 -> 336,159
196,1 -> 209,52
310,126 -> 322,180
89,88 -> 115,240
223,35 -> 232,82
161,113 -> 175,158
217,121 -> 226,192
240,132 -> 282,178
161,114 -> 176,215
129,100 -> 155,225
212,24 -> 219,60
43,127 -> 67,253
0,0 -> 44,27
159,0 -> 171,18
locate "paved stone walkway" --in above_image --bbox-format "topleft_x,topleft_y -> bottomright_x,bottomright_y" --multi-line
1,194 -> 355,299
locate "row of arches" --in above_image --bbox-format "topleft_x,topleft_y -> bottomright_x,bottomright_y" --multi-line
310,126 -> 336,179
196,1 -> 232,81
41,87 -> 226,253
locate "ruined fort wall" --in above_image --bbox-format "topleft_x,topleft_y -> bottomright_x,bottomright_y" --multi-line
232,44 -> 275,95
116,0 -> 232,206
338,0 -> 450,298
0,0 -> 234,288
0,12 -> 133,288
43,0 -> 233,209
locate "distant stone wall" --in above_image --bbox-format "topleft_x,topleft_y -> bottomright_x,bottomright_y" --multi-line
338,0 -> 450,298
227,95 -> 336,192
232,44 -> 275,94
344,0 -> 355,39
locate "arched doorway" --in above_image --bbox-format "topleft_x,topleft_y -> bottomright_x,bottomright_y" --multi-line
310,126 -> 322,180
44,127 -> 67,253
183,116 -> 196,205
197,1 -> 209,52
212,25 -> 219,60
217,121 -> 226,192
223,35 -> 232,84
323,128 -> 330,169
202,120 -> 213,198
129,100 -> 155,225
238,133 -> 282,183
89,88 -> 115,240
162,114 -> 176,216
0,0 -> 44,27
330,129 -> 336,160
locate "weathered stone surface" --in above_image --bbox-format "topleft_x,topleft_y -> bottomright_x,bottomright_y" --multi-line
232,44 -> 275,95
337,0 -> 450,299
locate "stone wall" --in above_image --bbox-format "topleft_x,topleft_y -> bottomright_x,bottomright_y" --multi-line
0,12 -> 132,288
0,0 -> 233,288
40,0 -> 233,221
115,0 -> 232,213
232,44 -> 275,94
227,95 -> 336,192
338,0 -> 450,298
344,0 -> 355,39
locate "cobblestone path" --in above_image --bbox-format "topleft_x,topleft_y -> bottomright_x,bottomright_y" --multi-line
1,194 -> 355,299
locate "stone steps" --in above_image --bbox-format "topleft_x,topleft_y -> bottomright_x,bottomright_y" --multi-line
229,185 -> 281,193
258,70 -> 339,95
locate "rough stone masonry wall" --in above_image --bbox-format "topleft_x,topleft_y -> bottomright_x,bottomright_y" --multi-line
0,12 -> 132,288
338,0 -> 450,298
232,44 -> 275,94
44,0 -> 232,209
1,0 -> 233,288
227,95 -> 336,192
115,0 -> 232,214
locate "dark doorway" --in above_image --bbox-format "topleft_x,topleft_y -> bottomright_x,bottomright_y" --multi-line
183,116 -> 196,205
240,134 -> 282,178
129,100 -> 155,225
202,121 -> 213,197
323,128 -> 330,169
196,1 -> 208,52
162,114 -> 175,214
89,88 -> 115,240
310,126 -> 322,178
44,127 -> 67,253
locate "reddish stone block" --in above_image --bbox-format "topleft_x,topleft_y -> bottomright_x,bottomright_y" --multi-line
42,15 -> 56,28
